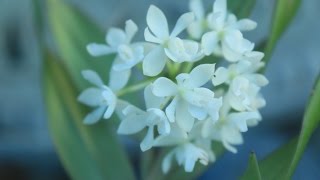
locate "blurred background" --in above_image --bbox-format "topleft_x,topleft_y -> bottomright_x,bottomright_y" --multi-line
0,0 -> 319,179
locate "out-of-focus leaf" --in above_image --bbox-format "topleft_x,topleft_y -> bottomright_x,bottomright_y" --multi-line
242,138 -> 297,180
47,0 -> 113,90
241,152 -> 262,180
228,0 -> 256,18
287,75 -> 320,178
44,52 -> 135,180
263,0 -> 302,65
242,75 -> 320,180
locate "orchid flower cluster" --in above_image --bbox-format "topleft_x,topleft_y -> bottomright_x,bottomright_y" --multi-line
78,0 -> 268,173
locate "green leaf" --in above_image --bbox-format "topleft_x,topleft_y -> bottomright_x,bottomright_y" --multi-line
286,75 -> 320,177
241,138 -> 297,180
228,0 -> 256,18
263,0 -> 302,65
44,52 -> 135,180
47,0 -> 113,90
241,152 -> 262,180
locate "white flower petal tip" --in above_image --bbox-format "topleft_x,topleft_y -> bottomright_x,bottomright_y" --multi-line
142,47 -> 166,76
212,67 -> 228,86
147,5 -> 169,39
237,19 -> 257,31
170,12 -> 195,37
81,70 -> 104,87
83,107 -> 106,125
152,77 -> 178,97
86,43 -> 114,57
201,32 -> 218,56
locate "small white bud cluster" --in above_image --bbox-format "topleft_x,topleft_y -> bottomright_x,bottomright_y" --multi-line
78,0 -> 268,173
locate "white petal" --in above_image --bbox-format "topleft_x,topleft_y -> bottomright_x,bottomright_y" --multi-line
144,85 -> 165,109
171,12 -> 195,37
152,77 -> 178,97
189,0 -> 204,19
82,70 -> 104,87
183,144 -> 208,172
244,51 -> 264,63
106,28 -> 127,48
201,119 -> 213,138
222,31 -> 244,62
78,88 -> 103,107
109,66 -> 131,91
236,19 -> 257,31
228,111 -> 261,132
143,46 -> 167,76
183,87 -> 215,107
188,21 -> 204,39
157,118 -> 171,135
221,125 -> 243,153
213,0 -> 227,19
186,64 -> 216,87
165,97 -> 178,122
125,19 -> 138,42
188,104 -> 207,120
147,5 -> 169,39
184,157 -> 197,172
102,90 -> 117,119
83,106 -> 106,124
206,97 -> 222,122
201,31 -> 218,55
176,101 -> 195,132
212,67 -> 228,86
245,74 -> 269,87
153,125 -> 188,146
144,28 -> 162,44
86,43 -> 115,56
213,0 -> 227,14
140,127 -> 154,151
117,114 -> 148,134
162,151 -> 175,174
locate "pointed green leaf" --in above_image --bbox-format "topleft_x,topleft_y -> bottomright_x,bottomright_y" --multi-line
241,138 -> 297,180
263,0 -> 302,65
241,152 -> 262,180
286,75 -> 320,178
44,52 -> 135,180
47,0 -> 113,90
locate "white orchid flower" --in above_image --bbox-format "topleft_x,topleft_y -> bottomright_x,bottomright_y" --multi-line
117,85 -> 170,151
210,120 -> 243,153
162,143 -> 210,173
151,64 -> 222,132
212,60 -> 269,87
87,19 -> 141,65
143,5 -> 203,76
87,20 -> 144,90
78,70 -> 117,124
201,0 -> 258,61
227,76 -> 263,111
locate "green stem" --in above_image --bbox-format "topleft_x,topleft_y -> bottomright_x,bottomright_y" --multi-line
117,78 -> 155,97
182,62 -> 194,73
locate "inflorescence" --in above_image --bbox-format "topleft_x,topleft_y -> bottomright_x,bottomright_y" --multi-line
78,0 -> 268,173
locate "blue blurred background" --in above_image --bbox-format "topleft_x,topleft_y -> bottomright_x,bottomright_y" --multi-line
0,0 -> 319,179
